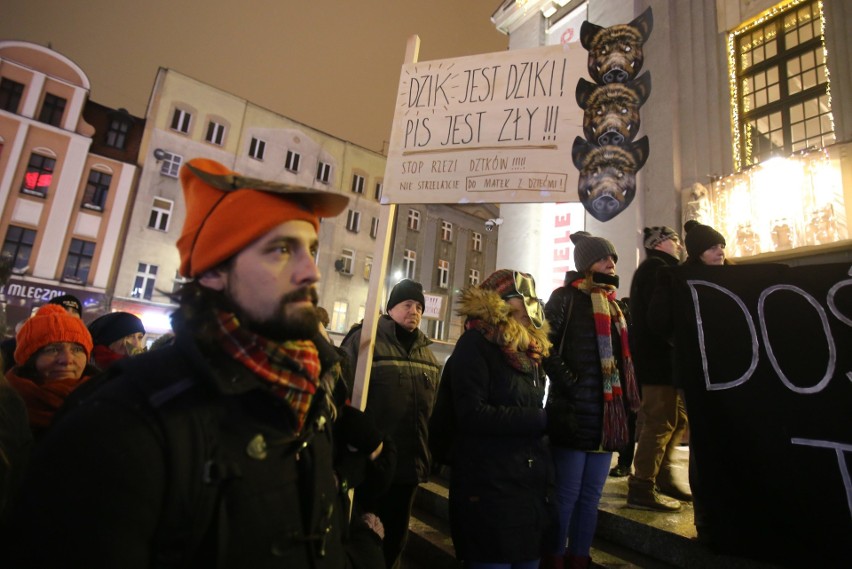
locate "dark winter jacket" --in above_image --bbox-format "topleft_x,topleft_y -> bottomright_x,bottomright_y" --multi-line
340,315 -> 440,485
0,377 -> 31,529
629,249 -> 680,387
543,272 -> 627,451
447,286 -> 554,563
9,328 -> 384,569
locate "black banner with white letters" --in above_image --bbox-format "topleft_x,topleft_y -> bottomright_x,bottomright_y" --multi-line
664,263 -> 851,565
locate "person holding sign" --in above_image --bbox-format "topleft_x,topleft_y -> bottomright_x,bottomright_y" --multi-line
541,232 -> 640,569
444,269 -> 553,569
626,226 -> 690,512
683,220 -> 728,266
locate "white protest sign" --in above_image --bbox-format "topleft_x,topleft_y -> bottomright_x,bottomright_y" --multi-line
383,43 -> 586,205
422,293 -> 444,320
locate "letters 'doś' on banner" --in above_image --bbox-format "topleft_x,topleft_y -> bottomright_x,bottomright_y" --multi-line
383,43 -> 586,204
664,263 -> 851,565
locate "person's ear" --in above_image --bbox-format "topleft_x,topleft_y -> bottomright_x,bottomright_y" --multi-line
198,268 -> 227,291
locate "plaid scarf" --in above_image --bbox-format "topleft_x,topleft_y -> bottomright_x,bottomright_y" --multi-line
572,275 -> 640,450
465,318 -> 545,374
216,310 -> 320,432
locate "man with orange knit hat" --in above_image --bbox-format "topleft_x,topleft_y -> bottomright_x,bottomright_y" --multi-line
11,159 -> 386,568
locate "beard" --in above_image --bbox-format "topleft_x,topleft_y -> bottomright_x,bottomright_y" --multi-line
241,286 -> 320,342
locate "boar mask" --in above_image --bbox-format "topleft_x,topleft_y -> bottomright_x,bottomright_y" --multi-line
581,7 -> 653,84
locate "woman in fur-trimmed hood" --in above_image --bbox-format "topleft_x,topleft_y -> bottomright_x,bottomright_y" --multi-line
442,269 -> 556,569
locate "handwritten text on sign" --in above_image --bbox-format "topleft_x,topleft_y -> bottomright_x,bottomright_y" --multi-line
383,43 -> 586,204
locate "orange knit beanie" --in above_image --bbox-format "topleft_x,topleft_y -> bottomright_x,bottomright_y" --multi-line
176,158 -> 349,277
15,304 -> 94,366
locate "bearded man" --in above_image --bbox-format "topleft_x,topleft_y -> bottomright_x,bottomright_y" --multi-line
9,159 -> 385,568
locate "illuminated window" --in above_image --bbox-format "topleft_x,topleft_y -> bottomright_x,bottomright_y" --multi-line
340,248 -> 355,275
731,0 -> 833,168
331,300 -> 348,333
364,256 -> 373,280
21,154 -> 55,197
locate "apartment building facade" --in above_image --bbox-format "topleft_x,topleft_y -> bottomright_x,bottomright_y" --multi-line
0,41 -> 141,334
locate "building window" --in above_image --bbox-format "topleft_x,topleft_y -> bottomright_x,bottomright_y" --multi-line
374,182 -> 383,200
403,249 -> 416,279
148,197 -> 173,231
331,300 -> 348,333
2,225 -> 36,270
441,221 -> 453,242
170,108 -> 192,134
469,268 -> 480,286
61,239 -> 95,284
0,78 -> 25,113
249,137 -> 266,160
132,262 -> 158,300
364,256 -> 373,280
346,210 -> 361,233
82,170 -> 112,211
407,209 -> 421,231
285,150 -> 301,172
472,231 -> 483,252
370,216 -> 379,239
21,153 -> 55,198
205,121 -> 225,145
340,248 -> 355,275
430,320 -> 445,341
351,174 -> 365,194
731,0 -> 833,168
105,117 -> 130,149
437,259 -> 450,288
316,161 -> 332,183
159,151 -> 182,177
38,93 -> 66,127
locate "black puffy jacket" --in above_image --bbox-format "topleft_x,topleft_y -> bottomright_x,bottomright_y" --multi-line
10,330 -> 383,569
543,274 -> 627,451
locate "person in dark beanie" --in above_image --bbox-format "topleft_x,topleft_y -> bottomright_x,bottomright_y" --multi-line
444,269 -> 553,569
10,158 -> 385,568
541,231 -> 640,569
683,219 -> 728,265
47,294 -> 83,318
340,278 -> 440,569
626,226 -> 691,512
86,311 -> 146,370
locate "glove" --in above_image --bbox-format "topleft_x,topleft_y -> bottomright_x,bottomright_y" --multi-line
546,399 -> 578,446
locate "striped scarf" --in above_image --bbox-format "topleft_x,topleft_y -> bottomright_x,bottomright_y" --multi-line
216,310 -> 320,432
572,275 -> 640,450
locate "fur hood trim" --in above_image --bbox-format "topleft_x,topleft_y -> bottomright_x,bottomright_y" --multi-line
458,287 -> 551,357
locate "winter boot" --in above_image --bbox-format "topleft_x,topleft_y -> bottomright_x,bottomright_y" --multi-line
539,553 -> 564,569
627,477 -> 682,512
564,554 -> 591,569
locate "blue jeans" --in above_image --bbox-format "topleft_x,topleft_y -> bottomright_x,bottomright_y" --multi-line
467,561 -> 540,569
550,448 -> 612,556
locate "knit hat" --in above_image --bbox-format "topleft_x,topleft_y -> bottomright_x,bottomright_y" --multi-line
571,231 -> 618,273
480,269 -> 544,328
48,293 -> 83,316
643,226 -> 679,250
14,304 -> 93,366
684,220 -> 726,259
387,279 -> 425,312
177,158 -> 350,277
87,311 -> 145,347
